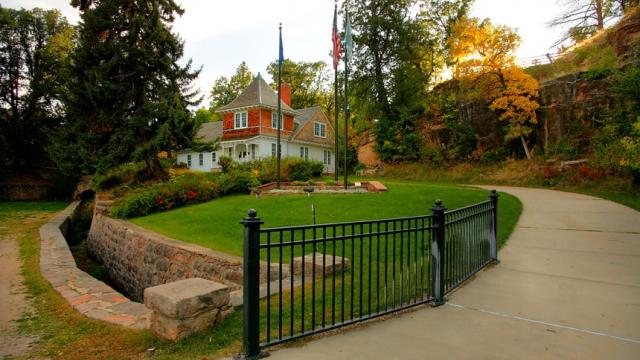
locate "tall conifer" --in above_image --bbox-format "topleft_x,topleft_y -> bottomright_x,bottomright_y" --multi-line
55,0 -> 203,178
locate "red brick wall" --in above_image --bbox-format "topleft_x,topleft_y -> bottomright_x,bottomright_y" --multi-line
281,83 -> 291,107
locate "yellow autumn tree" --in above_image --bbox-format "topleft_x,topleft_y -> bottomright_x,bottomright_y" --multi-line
449,17 -> 540,159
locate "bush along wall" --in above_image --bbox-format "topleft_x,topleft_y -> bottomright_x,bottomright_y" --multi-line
110,171 -> 259,219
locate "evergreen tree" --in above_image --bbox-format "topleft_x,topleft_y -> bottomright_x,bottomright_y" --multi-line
53,0 -> 203,178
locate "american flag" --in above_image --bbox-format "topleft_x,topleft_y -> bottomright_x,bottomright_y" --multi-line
332,4 -> 341,69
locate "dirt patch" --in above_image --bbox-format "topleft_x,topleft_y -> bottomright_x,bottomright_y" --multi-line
0,233 -> 36,357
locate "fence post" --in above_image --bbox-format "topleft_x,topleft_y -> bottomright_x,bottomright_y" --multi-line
489,190 -> 499,263
431,199 -> 446,306
240,209 -> 264,360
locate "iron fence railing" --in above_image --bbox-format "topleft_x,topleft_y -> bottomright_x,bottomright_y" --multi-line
240,190 -> 499,359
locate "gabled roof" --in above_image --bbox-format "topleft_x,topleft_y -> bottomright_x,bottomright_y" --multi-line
216,74 -> 297,115
290,106 -> 332,140
196,121 -> 223,142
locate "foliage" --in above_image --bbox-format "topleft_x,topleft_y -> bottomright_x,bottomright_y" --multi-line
449,17 -> 540,158
420,144 -> 447,166
349,0 -> 472,162
193,107 -> 219,125
92,162 -> 149,191
591,66 -> 640,180
547,138 -> 580,160
111,170 -> 259,218
619,120 -> 640,178
209,61 -> 253,110
479,147 -> 509,165
266,59 -> 331,110
52,0 -> 207,180
0,6 -> 74,170
218,155 -> 234,173
287,159 -> 325,181
251,157 -> 325,183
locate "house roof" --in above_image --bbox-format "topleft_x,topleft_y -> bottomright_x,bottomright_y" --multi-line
216,74 -> 297,115
196,121 -> 223,142
290,106 -> 322,139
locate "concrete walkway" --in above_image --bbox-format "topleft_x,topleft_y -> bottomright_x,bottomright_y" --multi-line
268,187 -> 640,360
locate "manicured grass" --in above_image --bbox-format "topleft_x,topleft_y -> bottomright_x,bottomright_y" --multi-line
132,180 -> 522,256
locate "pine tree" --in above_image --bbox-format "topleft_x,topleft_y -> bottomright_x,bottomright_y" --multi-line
54,0 -> 203,178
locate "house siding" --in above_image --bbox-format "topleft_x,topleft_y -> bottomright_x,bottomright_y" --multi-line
292,111 -> 334,146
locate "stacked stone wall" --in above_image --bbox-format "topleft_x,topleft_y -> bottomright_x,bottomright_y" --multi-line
87,214 -> 244,302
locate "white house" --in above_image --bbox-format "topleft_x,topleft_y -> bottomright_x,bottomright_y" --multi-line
177,75 -> 336,173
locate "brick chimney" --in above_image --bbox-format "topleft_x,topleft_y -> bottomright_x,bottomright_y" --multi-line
280,83 -> 292,107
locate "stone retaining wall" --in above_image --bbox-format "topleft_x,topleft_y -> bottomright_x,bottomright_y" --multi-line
39,202 -> 151,329
87,214 -> 245,302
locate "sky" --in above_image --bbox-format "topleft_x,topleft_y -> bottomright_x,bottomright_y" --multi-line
6,0 -> 567,106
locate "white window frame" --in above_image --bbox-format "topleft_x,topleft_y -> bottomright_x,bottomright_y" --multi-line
187,154 -> 192,167
314,122 -> 326,138
272,143 -> 277,157
211,152 -> 216,163
300,146 -> 309,161
198,153 -> 204,166
234,111 -> 248,129
271,112 -> 282,130
323,150 -> 332,165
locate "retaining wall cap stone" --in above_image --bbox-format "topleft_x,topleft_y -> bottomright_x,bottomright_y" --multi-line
144,278 -> 230,319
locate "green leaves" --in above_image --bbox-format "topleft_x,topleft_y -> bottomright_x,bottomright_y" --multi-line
57,0 -> 201,178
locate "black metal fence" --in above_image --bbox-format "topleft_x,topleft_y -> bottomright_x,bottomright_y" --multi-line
240,190 -> 499,359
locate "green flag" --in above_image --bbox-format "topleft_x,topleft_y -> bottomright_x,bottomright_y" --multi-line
344,8 -> 353,62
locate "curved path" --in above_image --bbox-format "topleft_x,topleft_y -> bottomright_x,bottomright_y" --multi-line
269,187 -> 640,359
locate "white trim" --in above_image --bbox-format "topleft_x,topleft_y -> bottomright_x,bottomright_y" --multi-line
234,111 -> 248,129
314,121 -> 327,138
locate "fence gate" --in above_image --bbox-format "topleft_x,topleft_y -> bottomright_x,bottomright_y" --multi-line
239,190 -> 499,359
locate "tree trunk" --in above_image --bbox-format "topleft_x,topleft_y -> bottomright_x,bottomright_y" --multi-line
596,0 -> 604,30
145,157 -> 168,181
520,136 -> 532,160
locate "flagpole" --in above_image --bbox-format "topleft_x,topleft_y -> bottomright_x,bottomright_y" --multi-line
343,7 -> 350,189
333,1 -> 339,183
276,23 -> 282,189
334,66 -> 339,183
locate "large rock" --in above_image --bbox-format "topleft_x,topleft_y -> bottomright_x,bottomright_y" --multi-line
292,253 -> 350,277
144,278 -> 232,340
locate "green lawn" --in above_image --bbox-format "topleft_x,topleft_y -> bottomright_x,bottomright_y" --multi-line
133,180 -> 521,343
132,180 -> 522,256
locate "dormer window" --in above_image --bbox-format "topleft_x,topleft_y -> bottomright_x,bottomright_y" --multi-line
271,111 -> 282,130
234,111 -> 248,129
314,122 -> 326,138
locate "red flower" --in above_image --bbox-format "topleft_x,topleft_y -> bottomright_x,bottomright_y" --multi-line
186,190 -> 198,200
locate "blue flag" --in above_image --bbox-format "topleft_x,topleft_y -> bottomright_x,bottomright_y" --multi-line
279,27 -> 284,65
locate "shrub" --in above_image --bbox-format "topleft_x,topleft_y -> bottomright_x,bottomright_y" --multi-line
251,157 -> 324,183
420,144 -> 446,167
547,138 -> 579,160
479,147 -> 509,165
111,170 -> 258,218
218,156 -> 234,173
93,162 -> 149,191
288,159 -> 324,181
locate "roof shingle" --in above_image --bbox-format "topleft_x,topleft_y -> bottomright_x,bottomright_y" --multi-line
216,74 -> 296,114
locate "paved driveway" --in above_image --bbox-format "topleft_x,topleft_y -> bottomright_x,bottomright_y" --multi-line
268,187 -> 640,360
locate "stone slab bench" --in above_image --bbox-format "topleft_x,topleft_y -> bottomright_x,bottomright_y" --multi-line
292,254 -> 351,277
144,278 -> 233,340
